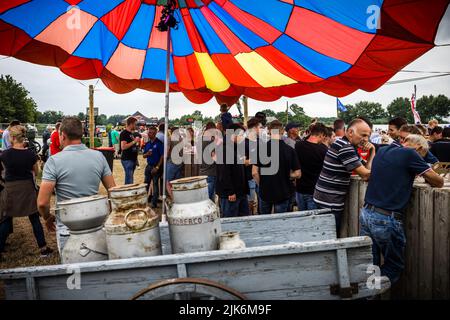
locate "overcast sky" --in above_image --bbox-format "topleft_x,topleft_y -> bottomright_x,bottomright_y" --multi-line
1,6 -> 449,120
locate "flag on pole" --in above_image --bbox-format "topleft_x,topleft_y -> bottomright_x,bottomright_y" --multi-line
337,98 -> 347,112
410,88 -> 421,124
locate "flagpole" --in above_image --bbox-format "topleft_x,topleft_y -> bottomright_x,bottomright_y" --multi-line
336,97 -> 339,118
162,20 -> 171,219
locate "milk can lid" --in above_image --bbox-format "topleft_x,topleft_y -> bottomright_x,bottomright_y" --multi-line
170,176 -> 208,191
108,183 -> 147,193
58,194 -> 107,205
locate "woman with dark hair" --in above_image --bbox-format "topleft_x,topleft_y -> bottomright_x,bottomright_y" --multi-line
0,125 -> 53,262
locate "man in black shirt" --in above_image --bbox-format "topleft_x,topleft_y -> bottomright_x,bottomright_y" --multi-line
120,117 -> 140,184
430,127 -> 450,162
253,120 -> 301,214
216,124 -> 249,217
295,123 -> 328,211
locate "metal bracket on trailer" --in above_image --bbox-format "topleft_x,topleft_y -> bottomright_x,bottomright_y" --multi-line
330,282 -> 359,298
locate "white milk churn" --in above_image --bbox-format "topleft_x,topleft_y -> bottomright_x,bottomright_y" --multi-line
219,231 -> 246,250
168,176 -> 221,253
57,195 -> 110,264
61,226 -> 108,264
105,184 -> 162,259
104,208 -> 161,259
57,195 -> 109,231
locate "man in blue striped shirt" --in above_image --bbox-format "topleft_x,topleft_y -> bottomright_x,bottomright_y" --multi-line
313,119 -> 375,233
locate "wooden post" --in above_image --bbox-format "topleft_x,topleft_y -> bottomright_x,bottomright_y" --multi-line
88,85 -> 95,149
433,188 -> 450,299
242,96 -> 248,127
418,185 -> 434,299
286,101 -> 289,124
403,185 -> 421,299
348,177 -> 359,237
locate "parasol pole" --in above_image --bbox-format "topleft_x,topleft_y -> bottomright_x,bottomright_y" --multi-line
89,85 -> 95,149
242,96 -> 248,126
162,25 -> 171,219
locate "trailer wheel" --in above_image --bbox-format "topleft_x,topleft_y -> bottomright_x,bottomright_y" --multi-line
131,278 -> 247,300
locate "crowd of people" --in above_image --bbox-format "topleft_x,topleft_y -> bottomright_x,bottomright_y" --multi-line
0,107 -> 449,286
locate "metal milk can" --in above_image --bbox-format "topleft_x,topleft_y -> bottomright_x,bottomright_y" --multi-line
168,176 -> 221,253
105,184 -> 162,259
61,226 -> 108,264
57,195 -> 110,231
219,231 -> 246,250
105,208 -> 161,259
108,184 -> 148,213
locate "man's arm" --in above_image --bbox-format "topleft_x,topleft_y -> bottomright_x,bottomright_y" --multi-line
102,175 -> 116,191
422,169 -> 444,188
37,180 -> 56,231
32,162 -> 40,176
121,139 -> 137,151
354,165 -> 371,181
365,143 -> 376,170
252,165 -> 260,185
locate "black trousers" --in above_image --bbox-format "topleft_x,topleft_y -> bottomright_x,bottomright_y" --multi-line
0,213 -> 46,253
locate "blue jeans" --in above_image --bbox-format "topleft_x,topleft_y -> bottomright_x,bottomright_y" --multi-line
296,193 -> 317,211
145,165 -> 161,207
220,196 -> 250,218
248,179 -> 257,202
359,206 -> 406,284
166,162 -> 183,182
259,199 -> 290,215
0,214 -> 46,253
207,176 -> 216,202
121,160 -> 136,184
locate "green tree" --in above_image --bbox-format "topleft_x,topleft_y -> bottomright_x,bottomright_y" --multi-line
36,110 -> 65,123
0,75 -> 38,123
387,97 -> 413,122
107,114 -> 128,125
77,112 -> 86,120
257,109 -> 277,118
287,103 -> 311,128
96,114 -> 108,125
416,94 -> 450,122
338,101 -> 387,124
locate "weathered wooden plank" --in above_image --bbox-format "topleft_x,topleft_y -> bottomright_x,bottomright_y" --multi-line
336,249 -> 351,299
348,178 -> 360,237
341,191 -> 350,238
25,277 -> 38,300
161,211 -> 335,255
177,264 -> 187,278
401,185 -> 420,299
3,279 -> 28,300
418,185 -> 434,299
433,188 -> 450,299
0,237 -> 372,280
2,238 -> 378,300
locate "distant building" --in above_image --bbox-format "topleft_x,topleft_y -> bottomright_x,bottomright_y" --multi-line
122,111 -> 158,126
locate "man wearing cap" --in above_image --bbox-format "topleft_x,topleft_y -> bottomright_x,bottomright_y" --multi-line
283,122 -> 301,149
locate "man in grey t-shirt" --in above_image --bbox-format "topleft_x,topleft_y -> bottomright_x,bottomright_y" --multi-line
38,117 -> 116,254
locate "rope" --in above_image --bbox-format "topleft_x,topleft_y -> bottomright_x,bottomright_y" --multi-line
386,73 -> 450,85
400,70 -> 450,74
